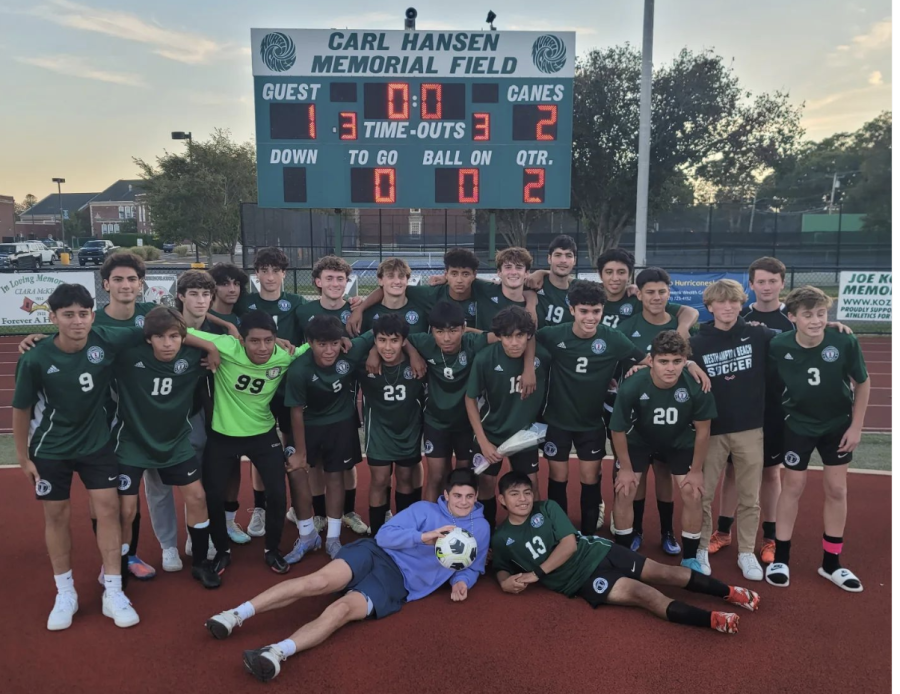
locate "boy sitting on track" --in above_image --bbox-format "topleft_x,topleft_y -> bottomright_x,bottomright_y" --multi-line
205,469 -> 490,683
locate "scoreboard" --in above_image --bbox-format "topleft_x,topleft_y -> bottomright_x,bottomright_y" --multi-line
251,29 -> 574,209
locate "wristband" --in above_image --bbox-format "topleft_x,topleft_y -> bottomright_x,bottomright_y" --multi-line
533,566 -> 547,580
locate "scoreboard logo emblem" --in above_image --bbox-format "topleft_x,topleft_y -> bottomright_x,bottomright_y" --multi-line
531,35 -> 567,74
260,32 -> 296,72
87,346 -> 105,364
821,346 -> 840,362
174,359 -> 189,375
674,388 -> 689,403
591,339 -> 607,355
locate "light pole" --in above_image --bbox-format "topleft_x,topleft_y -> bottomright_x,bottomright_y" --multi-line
633,0 -> 654,269
171,132 -> 199,262
52,177 -> 66,245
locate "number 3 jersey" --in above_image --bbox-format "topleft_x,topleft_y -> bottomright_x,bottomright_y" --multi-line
13,326 -> 146,459
491,500 -> 612,597
357,357 -> 425,460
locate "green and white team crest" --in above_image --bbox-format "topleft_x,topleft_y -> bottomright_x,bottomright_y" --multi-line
821,346 -> 840,362
87,346 -> 105,364
174,359 -> 189,374
266,366 -> 283,379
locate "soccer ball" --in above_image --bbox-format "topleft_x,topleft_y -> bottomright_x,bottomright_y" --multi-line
434,527 -> 478,570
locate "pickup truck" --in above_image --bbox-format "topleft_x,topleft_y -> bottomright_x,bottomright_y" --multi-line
78,239 -> 118,266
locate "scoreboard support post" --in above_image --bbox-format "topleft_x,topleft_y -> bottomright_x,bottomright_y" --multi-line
489,212 -> 497,257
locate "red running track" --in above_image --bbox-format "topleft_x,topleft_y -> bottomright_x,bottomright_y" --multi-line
0,462 -> 891,694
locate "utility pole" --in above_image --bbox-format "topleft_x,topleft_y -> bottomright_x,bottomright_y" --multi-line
633,0 -> 654,268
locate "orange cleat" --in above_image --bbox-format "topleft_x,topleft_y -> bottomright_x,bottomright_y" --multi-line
710,611 -> 740,634
726,586 -> 760,612
760,539 -> 776,565
708,531 -> 732,554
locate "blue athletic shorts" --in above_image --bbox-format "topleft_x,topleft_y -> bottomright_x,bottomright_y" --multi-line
337,539 -> 408,619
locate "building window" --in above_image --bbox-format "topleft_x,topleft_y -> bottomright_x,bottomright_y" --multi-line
119,206 -> 125,219
101,223 -> 108,234
125,206 -> 134,219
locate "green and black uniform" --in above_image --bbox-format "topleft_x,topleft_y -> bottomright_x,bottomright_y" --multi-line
491,500 -> 643,606
610,369 -> 717,475
536,280 -> 573,328
472,280 -> 528,332
358,357 -> 425,465
768,328 -> 868,470
361,294 -> 432,335
601,296 -> 680,330
295,300 -> 353,343
208,308 -> 240,330
406,283 -> 479,325
617,311 -> 679,354
284,333 -> 375,473
13,326 -> 145,501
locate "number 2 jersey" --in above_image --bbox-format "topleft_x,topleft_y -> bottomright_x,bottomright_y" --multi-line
357,357 -> 425,460
491,500 -> 612,597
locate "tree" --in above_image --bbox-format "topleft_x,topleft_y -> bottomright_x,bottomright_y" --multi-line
845,112 -> 891,232
120,218 -> 138,235
571,46 -> 803,262
475,209 -> 546,249
135,129 -> 256,263
14,194 -> 37,220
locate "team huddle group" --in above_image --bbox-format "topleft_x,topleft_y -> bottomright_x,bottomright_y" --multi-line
14,237 -> 870,682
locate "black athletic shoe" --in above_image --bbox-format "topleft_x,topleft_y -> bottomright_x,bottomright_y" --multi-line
243,646 -> 285,682
211,551 -> 232,576
191,561 -> 222,589
265,550 -> 291,575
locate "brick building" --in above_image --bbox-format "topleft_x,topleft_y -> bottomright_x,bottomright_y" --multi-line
0,195 -> 14,239
14,191 -> 98,242
89,179 -> 150,236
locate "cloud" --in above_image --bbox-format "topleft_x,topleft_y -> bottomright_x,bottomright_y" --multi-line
868,70 -> 883,85
806,82 -> 888,111
186,92 -> 250,107
849,17 -> 892,54
16,54 -> 146,87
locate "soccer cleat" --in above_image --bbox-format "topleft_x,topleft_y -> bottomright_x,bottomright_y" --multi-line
738,553 -> 764,581
726,586 -> 761,612
247,508 -> 266,537
265,550 -> 291,574
765,562 -> 790,587
630,533 -> 643,552
661,532 -> 682,556
212,551 -> 232,576
695,549 -> 712,576
708,531 -> 732,554
243,645 -> 286,683
47,592 -> 78,631
759,539 -> 776,565
285,534 -> 322,564
227,520 -> 252,544
127,556 -> 156,580
325,538 -> 342,559
681,557 -> 704,573
595,500 -> 606,531
162,547 -> 183,573
192,561 -> 222,589
314,515 -> 327,534
384,510 -> 393,523
342,512 -> 370,535
710,611 -> 739,635
102,590 -> 140,628
206,610 -> 242,640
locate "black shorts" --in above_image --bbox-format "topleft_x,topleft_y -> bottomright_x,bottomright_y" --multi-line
763,421 -> 785,468
471,438 -> 539,477
782,425 -> 852,471
423,421 -> 473,461
117,456 -> 203,495
338,539 -> 408,619
270,392 -> 292,444
32,443 -> 119,501
368,456 -> 421,468
627,445 -> 694,476
577,542 -> 647,607
543,424 -> 606,462
306,418 -> 359,473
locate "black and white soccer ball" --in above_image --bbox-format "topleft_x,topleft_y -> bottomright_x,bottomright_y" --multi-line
435,527 -> 478,570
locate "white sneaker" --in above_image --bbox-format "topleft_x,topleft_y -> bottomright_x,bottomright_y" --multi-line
342,512 -> 370,535
247,508 -> 266,537
596,500 -> 606,531
313,515 -> 326,534
206,538 -> 216,561
102,590 -> 140,628
738,552 -> 764,581
47,592 -> 78,631
696,549 -> 712,576
384,510 -> 393,523
162,547 -> 183,572
185,535 -> 193,557
243,645 -> 286,683
205,610 -> 243,640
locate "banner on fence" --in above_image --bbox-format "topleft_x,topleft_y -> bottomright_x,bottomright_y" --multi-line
0,272 -> 96,326
837,271 -> 892,322
668,272 -> 751,322
144,273 -> 179,308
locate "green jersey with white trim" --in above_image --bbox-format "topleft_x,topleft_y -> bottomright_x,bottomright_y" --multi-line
601,296 -> 680,330
536,281 -> 573,328
358,357 -> 425,460
361,295 -> 432,335
235,292 -> 307,344
406,283 -> 479,325
473,280 -> 527,332
295,301 -> 353,343
616,312 -> 679,354
93,302 -> 158,328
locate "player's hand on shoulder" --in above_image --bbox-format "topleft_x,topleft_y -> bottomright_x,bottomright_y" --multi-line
450,581 -> 468,602
340,336 -> 352,353
348,296 -> 363,308
201,346 -> 221,373
686,361 -> 711,392
226,323 -> 241,339
428,274 -> 447,286
275,338 -> 296,355
520,368 -> 536,399
18,333 -> 46,354
828,321 -> 853,334
624,364 -> 646,379
524,272 -> 545,291
421,525 -> 456,545
407,348 -> 427,378
346,307 -> 363,336
625,284 -> 639,297
366,346 -> 382,376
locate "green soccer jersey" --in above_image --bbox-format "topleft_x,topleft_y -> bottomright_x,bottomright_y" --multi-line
601,296 -> 680,330
13,326 -> 146,459
295,301 -> 353,343
610,368 -> 717,451
284,333 -> 375,426
358,357 -> 425,460
407,332 -> 489,431
187,329 -> 308,437
208,309 -> 240,330
236,291 -> 307,344
768,328 -> 869,437
491,500 -> 613,597
536,280 -> 573,328
407,283 -> 479,325
617,312 -> 680,354
473,280 -> 527,332
111,343 -> 205,468
465,342 -> 550,445
536,324 -> 645,432
361,294 -> 432,334
93,301 -> 158,328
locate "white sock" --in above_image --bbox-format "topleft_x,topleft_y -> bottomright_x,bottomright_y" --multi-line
104,573 -> 123,593
54,570 -> 75,594
275,639 -> 297,658
225,511 -> 236,522
682,530 -> 701,540
235,601 -> 256,621
613,526 -> 633,536
299,518 -> 315,536
326,517 -> 341,539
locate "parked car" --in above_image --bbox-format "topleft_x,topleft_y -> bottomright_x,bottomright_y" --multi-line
162,242 -> 176,253
78,239 -> 118,266
43,239 -> 73,257
0,242 -> 43,269
28,241 -> 57,265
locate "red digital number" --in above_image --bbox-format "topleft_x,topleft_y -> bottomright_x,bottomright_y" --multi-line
339,112 -> 357,140
421,83 -> 442,120
374,168 -> 396,204
472,113 -> 490,141
387,83 -> 409,120
523,168 -> 545,204
307,104 -> 317,139
536,105 -> 557,141
458,168 -> 479,203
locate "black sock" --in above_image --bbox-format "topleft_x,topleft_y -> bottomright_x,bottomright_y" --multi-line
188,524 -> 211,569
411,487 -> 423,503
223,500 -> 240,514
129,512 -> 140,557
91,517 -> 98,535
344,488 -> 357,515
633,499 -> 645,535
666,600 -> 712,628
686,571 -> 730,598
547,479 -> 568,514
395,491 -> 417,514
682,535 -> 700,560
614,530 -> 634,547
717,515 -> 735,534
253,490 -> 267,510
369,504 -> 390,536
762,521 -> 776,541
120,552 -> 130,590
657,500 -> 674,535
822,534 -> 843,574
774,539 -> 791,565
312,494 -> 326,518
580,483 -> 601,535
481,497 -> 497,530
